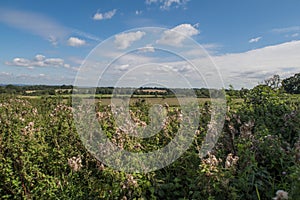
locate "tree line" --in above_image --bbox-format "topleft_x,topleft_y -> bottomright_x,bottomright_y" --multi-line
0,72 -> 299,96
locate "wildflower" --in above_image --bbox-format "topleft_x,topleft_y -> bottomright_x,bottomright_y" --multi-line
28,121 -> 34,128
126,174 -> 138,188
225,153 -> 239,169
240,120 -> 254,138
273,190 -> 288,200
68,155 -> 83,172
32,108 -> 38,115
19,117 -> 25,122
201,152 -> 222,176
21,121 -> 35,135
96,112 -> 104,119
138,121 -> 147,127
97,161 -> 105,171
195,129 -> 201,136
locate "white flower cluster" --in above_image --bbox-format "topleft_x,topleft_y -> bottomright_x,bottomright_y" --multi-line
68,155 -> 83,172
21,121 -> 35,135
121,174 -> 138,189
273,190 -> 288,200
201,152 -> 222,176
225,153 -> 239,169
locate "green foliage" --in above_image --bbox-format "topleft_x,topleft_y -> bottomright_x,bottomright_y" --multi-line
0,82 -> 299,199
282,73 -> 300,94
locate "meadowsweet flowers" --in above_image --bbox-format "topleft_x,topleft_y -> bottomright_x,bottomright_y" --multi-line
201,152 -> 222,176
225,153 -> 239,169
68,155 -> 83,172
122,174 -> 138,189
21,121 -> 35,135
273,190 -> 288,200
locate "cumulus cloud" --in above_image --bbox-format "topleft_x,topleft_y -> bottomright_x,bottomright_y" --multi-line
67,37 -> 86,47
157,24 -> 199,46
249,36 -> 262,43
145,0 -> 189,10
114,31 -> 146,49
115,64 -> 130,71
93,9 -> 117,20
34,54 -> 46,61
137,44 -> 155,53
213,40 -> 300,88
5,54 -> 70,68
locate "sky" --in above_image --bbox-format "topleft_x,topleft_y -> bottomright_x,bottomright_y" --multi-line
1,0 -> 300,89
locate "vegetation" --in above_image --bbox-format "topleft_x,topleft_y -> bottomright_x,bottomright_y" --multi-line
0,85 -> 230,99
0,73 -> 299,199
282,73 -> 300,94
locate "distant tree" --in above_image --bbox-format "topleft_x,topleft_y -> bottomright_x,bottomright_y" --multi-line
264,74 -> 281,89
282,73 -> 300,94
5,84 -> 19,94
48,89 -> 56,95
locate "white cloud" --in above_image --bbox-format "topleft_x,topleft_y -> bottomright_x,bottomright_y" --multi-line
272,26 -> 300,33
67,37 -> 86,47
145,0 -> 189,10
183,43 -> 221,58
213,40 -> 300,88
249,36 -> 262,43
0,8 -> 69,45
129,40 -> 300,89
8,58 -> 31,67
115,64 -> 130,71
0,72 -> 12,76
291,33 -> 299,37
72,29 -> 102,42
114,31 -> 146,49
43,58 -> 64,66
48,35 -> 59,46
93,9 -> 117,20
0,8 -> 102,46
138,44 -> 155,53
146,0 -> 159,4
34,54 -> 46,61
157,24 -> 199,46
0,72 -> 75,85
5,54 -> 71,69
161,0 -> 188,10
74,38 -> 300,89
135,10 -> 143,15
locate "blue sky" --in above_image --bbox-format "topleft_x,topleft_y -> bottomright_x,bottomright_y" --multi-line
1,0 -> 300,88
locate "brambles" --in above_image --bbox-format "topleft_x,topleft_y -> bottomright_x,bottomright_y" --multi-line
0,86 -> 299,199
